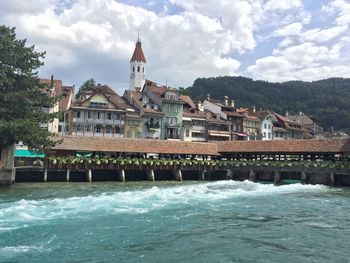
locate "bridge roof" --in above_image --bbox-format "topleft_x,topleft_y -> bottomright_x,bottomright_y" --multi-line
52,136 -> 219,156
217,139 -> 350,154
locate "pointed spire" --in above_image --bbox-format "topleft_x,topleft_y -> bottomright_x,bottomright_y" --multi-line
130,37 -> 146,63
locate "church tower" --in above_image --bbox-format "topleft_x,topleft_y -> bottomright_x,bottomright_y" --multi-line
129,38 -> 146,91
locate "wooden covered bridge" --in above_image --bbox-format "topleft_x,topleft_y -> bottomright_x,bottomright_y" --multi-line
13,136 -> 350,185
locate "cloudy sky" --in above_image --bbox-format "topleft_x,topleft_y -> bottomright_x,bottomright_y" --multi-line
1,0 -> 349,93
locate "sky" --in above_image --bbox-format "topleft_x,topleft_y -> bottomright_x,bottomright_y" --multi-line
0,0 -> 349,94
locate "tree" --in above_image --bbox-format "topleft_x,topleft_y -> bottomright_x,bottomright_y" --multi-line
76,78 -> 96,98
0,25 -> 59,153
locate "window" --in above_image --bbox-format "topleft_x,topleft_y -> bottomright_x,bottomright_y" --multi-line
76,124 -> 82,132
174,105 -> 179,113
107,113 -> 112,120
86,125 -> 91,132
127,131 -> 133,138
142,67 -> 144,73
115,126 -> 120,134
186,129 -> 190,137
268,124 -> 271,129
88,111 -> 91,118
137,66 -> 140,72
128,120 -> 140,126
96,126 -> 101,133
264,123 -> 267,129
268,132 -> 271,139
106,127 -> 112,134
133,66 -> 135,72
135,132 -> 142,138
263,132 -> 266,138
77,111 -> 80,118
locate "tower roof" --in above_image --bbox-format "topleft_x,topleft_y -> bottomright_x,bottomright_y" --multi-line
130,40 -> 146,63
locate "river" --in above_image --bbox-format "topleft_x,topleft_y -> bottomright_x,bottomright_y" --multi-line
0,180 -> 349,262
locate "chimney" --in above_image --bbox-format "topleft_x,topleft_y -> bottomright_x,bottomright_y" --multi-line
285,111 -> 289,116
252,106 -> 256,112
231,99 -> 235,108
207,94 -> 210,101
198,101 -> 204,112
299,111 -> 303,116
224,96 -> 228,106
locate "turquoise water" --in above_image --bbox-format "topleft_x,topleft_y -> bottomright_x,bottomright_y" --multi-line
0,181 -> 349,262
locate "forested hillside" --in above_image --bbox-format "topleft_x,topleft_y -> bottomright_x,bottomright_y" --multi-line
182,76 -> 350,131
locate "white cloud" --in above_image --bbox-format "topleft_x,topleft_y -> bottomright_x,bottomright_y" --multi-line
264,0 -> 302,12
278,37 -> 294,48
0,0 -> 349,89
301,25 -> 348,42
248,39 -> 350,82
275,22 -> 303,37
322,0 -> 350,25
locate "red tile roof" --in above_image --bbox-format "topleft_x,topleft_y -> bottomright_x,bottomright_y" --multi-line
223,111 -> 244,118
180,95 -> 196,109
52,136 -> 219,156
124,90 -> 163,115
76,85 -> 133,111
183,111 -> 206,119
60,86 -> 74,111
218,139 -> 350,154
40,78 -> 74,111
130,41 -> 146,63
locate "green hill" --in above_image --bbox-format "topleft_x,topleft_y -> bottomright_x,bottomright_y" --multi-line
182,76 -> 350,131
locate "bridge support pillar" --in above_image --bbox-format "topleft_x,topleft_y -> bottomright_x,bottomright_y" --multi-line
273,171 -> 281,185
226,169 -> 233,180
200,170 -> 206,180
173,169 -> 183,181
0,169 -> 14,185
329,172 -> 335,186
86,169 -> 92,182
301,172 -> 307,184
249,169 -> 256,182
118,169 -> 125,182
66,169 -> 70,182
44,167 -> 48,182
147,169 -> 155,181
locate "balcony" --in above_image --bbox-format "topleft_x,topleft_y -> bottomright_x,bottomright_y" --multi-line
145,121 -> 160,130
72,118 -> 124,125
166,135 -> 180,140
208,129 -> 230,135
191,137 -> 206,142
165,123 -> 181,128
191,125 -> 205,131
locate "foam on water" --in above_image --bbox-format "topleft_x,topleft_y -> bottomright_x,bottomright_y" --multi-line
0,235 -> 57,258
0,181 -> 327,228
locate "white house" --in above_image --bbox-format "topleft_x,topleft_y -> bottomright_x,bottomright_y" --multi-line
253,111 -> 277,140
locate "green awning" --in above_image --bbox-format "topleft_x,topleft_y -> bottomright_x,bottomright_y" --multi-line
15,149 -> 45,158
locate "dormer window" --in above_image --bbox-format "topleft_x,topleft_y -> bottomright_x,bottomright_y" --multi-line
142,96 -> 149,104
165,91 -> 178,101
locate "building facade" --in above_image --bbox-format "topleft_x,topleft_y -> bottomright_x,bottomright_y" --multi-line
143,81 -> 184,140
68,85 -> 134,138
